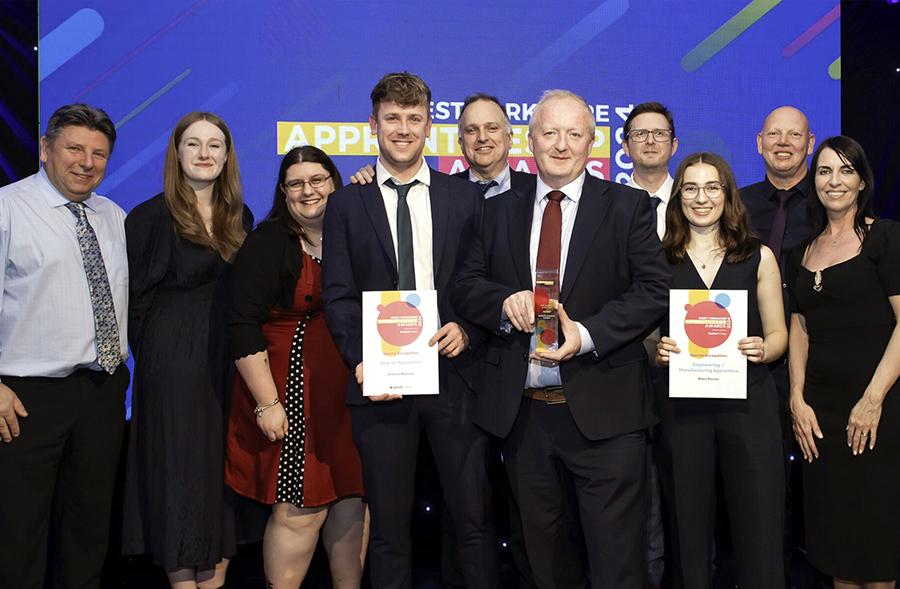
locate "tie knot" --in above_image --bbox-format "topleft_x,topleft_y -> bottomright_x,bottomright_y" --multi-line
546,190 -> 565,203
775,190 -> 792,206
649,195 -> 662,211
65,201 -> 87,220
385,178 -> 419,198
478,180 -> 498,195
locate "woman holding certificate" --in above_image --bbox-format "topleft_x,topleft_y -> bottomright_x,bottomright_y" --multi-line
786,136 -> 899,589
226,146 -> 366,588
655,152 -> 788,589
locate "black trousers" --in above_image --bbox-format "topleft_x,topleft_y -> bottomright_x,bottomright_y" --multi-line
656,376 -> 785,589
0,365 -> 128,589
351,387 -> 498,589
503,397 -> 648,589
441,435 -> 541,589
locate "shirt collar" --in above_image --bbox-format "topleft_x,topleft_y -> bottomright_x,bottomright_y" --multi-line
535,171 -> 586,204
469,164 -> 510,187
376,157 -> 431,188
37,167 -> 99,211
627,173 -> 673,203
762,171 -> 811,202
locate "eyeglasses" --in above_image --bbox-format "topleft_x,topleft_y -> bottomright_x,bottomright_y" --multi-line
626,128 -> 673,143
283,175 -> 331,191
680,182 -> 724,200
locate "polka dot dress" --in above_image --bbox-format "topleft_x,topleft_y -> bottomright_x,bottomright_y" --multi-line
274,257 -> 321,506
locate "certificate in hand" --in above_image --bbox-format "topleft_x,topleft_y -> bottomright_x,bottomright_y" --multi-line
668,289 -> 747,399
362,290 -> 439,396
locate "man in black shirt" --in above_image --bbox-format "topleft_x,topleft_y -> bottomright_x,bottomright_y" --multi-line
741,105 -> 816,283
739,104 -> 815,587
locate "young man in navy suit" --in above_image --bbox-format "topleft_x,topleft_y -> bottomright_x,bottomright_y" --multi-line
322,72 -> 497,589
453,90 -> 671,589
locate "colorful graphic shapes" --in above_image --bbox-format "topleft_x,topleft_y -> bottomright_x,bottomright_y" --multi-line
376,300 -> 424,349
40,9 -> 105,81
681,0 -> 781,73
828,56 -> 841,80
782,4 -> 840,57
684,300 -> 734,356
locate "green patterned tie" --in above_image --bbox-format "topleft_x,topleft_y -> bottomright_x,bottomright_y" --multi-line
385,179 -> 419,290
66,202 -> 121,373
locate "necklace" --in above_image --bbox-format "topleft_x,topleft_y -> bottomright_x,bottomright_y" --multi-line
813,270 -> 823,292
686,247 -> 721,270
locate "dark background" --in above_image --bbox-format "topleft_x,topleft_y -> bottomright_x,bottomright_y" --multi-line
1,0 -> 898,587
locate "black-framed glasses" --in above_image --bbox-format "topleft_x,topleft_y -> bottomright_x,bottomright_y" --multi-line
627,128 -> 673,143
283,175 -> 331,191
680,182 -> 724,200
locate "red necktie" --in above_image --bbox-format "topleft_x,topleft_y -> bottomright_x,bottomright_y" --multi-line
535,190 -> 565,318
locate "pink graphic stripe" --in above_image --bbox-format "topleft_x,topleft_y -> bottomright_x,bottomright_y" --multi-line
782,4 -> 839,57
74,0 -> 208,100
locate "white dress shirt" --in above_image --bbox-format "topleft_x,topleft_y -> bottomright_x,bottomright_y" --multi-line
467,165 -> 511,199
524,172 -> 595,388
627,173 -> 673,239
0,170 -> 129,378
375,158 -> 435,290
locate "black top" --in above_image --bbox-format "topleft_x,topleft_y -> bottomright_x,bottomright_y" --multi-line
740,174 -> 814,327
740,175 -> 813,267
228,219 -> 305,360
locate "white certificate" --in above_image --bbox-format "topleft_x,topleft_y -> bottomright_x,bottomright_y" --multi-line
362,290 -> 440,396
668,289 -> 748,399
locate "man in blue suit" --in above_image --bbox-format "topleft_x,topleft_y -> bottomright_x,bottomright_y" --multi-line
453,90 -> 671,588
322,72 -> 497,589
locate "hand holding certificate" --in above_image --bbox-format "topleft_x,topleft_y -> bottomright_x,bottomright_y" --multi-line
362,290 -> 440,397
666,289 -> 748,399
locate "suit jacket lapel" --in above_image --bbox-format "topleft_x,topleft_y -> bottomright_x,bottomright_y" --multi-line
429,171 -> 449,277
509,186 -> 534,289
561,176 -> 610,302
359,182 -> 398,273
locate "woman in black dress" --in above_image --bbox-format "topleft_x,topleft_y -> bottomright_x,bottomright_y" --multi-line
787,136 -> 899,589
123,112 -> 251,588
655,152 -> 788,588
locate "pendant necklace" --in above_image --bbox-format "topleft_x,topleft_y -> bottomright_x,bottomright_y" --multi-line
687,247 -> 720,270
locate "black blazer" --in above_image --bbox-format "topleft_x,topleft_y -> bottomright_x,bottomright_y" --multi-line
452,174 -> 671,440
228,220 -> 305,360
322,168 -> 484,404
452,167 -> 536,193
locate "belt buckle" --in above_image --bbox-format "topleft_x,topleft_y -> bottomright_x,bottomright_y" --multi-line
543,386 -> 565,405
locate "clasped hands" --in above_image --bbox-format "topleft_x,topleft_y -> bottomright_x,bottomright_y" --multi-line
503,290 -> 581,364
357,321 -> 470,402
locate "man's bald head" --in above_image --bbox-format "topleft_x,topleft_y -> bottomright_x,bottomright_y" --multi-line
757,105 -> 815,189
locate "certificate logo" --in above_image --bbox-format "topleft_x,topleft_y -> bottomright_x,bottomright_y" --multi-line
683,292 -> 733,357
376,293 -> 425,348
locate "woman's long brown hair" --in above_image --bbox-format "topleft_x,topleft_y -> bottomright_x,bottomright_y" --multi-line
662,152 -> 760,264
163,112 -> 247,261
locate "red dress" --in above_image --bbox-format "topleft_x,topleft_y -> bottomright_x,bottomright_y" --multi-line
225,254 -> 363,506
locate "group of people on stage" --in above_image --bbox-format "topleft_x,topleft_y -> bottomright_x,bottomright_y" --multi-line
0,70 -> 896,589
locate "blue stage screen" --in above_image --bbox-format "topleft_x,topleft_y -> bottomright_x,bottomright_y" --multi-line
39,0 -> 841,416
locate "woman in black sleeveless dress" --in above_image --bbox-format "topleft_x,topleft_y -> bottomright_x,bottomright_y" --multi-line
787,136 -> 899,588
655,152 -> 788,588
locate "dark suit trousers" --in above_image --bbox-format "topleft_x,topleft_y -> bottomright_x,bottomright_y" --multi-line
351,386 -> 497,589
656,376 -> 785,589
503,397 -> 648,589
0,365 -> 128,589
